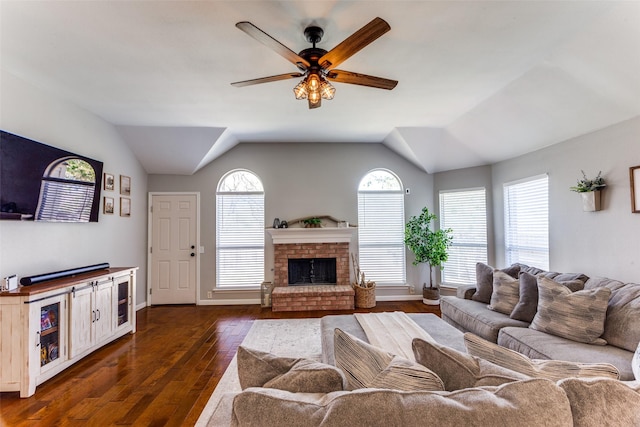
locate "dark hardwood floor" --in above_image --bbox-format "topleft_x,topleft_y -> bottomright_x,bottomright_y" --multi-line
0,301 -> 440,426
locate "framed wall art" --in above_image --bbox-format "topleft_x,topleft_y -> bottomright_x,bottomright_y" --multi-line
103,173 -> 115,191
103,197 -> 114,215
120,175 -> 131,196
120,197 -> 131,217
631,166 -> 640,213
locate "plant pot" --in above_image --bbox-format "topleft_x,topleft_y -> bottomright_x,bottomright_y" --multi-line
422,286 -> 440,306
581,191 -> 602,212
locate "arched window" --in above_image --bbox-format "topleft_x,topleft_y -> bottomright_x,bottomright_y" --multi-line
216,169 -> 265,288
35,157 -> 96,222
357,169 -> 406,285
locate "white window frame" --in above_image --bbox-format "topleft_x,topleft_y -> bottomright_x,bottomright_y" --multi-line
357,169 -> 406,286
216,169 -> 265,289
504,174 -> 549,270
439,188 -> 488,287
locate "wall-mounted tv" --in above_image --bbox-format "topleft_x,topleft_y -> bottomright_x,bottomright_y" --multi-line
0,131 -> 103,222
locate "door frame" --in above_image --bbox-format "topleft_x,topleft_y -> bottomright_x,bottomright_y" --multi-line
147,192 -> 201,306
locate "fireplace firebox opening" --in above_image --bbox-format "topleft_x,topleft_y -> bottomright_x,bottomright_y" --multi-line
288,258 -> 337,285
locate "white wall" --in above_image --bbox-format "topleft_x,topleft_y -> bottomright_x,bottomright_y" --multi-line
492,116 -> 640,282
0,71 -> 148,304
148,142 -> 433,302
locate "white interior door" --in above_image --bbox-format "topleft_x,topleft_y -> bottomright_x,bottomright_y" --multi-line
149,193 -> 198,304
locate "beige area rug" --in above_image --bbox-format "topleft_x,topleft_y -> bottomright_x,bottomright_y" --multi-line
195,318 -> 322,426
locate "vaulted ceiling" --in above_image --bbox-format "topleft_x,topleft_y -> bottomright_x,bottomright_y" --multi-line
2,1 -> 639,175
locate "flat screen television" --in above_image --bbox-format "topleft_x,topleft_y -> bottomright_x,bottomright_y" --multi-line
0,130 -> 103,222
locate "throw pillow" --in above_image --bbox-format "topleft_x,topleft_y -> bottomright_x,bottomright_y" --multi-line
600,282 -> 640,352
412,337 -> 528,391
333,329 -> 445,392
558,378 -> 640,427
488,271 -> 520,315
530,276 -> 611,345
472,263 -> 521,304
236,346 -> 346,393
510,272 -> 539,322
464,333 -> 620,381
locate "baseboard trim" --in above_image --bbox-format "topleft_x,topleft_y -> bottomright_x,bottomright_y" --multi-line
199,298 -> 262,306
376,295 -> 423,301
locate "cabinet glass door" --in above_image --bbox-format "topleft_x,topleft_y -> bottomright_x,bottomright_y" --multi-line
40,302 -> 60,367
117,279 -> 129,326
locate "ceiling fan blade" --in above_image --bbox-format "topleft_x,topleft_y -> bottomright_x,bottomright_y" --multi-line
236,22 -> 310,70
326,69 -> 397,90
318,17 -> 390,70
231,72 -> 304,87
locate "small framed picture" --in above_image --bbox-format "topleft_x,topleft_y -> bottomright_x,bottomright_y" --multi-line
120,197 -> 131,217
103,173 -> 115,191
631,166 -> 640,213
120,175 -> 131,196
103,197 -> 114,215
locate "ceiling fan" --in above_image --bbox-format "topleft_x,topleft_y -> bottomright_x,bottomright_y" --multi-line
231,17 -> 398,109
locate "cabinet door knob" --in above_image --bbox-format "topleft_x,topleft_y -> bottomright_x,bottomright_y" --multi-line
190,253 -> 195,257
191,245 -> 195,249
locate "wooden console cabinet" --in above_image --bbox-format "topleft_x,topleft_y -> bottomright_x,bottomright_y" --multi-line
0,267 -> 137,397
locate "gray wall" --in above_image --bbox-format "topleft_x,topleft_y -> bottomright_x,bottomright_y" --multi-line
148,142 -> 433,302
491,116 -> 640,282
0,71 -> 149,305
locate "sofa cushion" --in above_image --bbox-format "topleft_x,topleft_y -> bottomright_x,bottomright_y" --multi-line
472,263 -> 520,304
237,346 -> 346,393
334,329 -> 444,392
498,326 -> 636,381
510,272 -> 539,322
412,337 -> 528,391
488,271 -> 520,315
231,380 -> 574,427
441,296 -> 530,343
530,276 -> 611,345
464,333 -> 619,381
600,282 -> 640,352
557,378 -> 640,427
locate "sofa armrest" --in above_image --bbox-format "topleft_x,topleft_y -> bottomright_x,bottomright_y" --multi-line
457,285 -> 477,300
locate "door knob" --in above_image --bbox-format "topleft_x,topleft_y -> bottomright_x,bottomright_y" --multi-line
191,245 -> 195,249
191,253 -> 195,257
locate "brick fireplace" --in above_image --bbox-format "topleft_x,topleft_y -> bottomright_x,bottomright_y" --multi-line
267,227 -> 355,311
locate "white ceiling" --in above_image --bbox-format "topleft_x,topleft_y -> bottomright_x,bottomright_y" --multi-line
2,1 -> 639,175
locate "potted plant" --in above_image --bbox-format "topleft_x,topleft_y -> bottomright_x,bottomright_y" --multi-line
302,217 -> 322,228
570,170 -> 606,212
404,207 -> 453,305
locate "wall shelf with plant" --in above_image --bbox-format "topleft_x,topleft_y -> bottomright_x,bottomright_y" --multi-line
570,171 -> 606,212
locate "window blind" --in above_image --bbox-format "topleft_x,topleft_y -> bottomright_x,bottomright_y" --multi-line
439,188 -> 488,286
357,191 -> 406,284
504,175 -> 549,270
216,190 -> 264,288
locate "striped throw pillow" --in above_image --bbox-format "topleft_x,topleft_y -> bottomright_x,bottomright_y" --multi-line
530,276 -> 611,344
488,271 -> 521,315
464,333 -> 620,381
334,328 -> 445,392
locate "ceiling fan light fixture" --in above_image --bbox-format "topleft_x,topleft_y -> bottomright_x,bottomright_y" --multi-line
293,81 -> 308,99
320,80 -> 335,100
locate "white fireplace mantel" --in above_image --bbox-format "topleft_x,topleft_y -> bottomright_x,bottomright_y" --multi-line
267,227 -> 355,244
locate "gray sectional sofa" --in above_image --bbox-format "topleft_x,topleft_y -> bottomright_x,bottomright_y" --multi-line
441,264 -> 640,381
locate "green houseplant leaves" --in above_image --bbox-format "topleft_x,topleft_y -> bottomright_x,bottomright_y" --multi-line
404,207 -> 453,290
